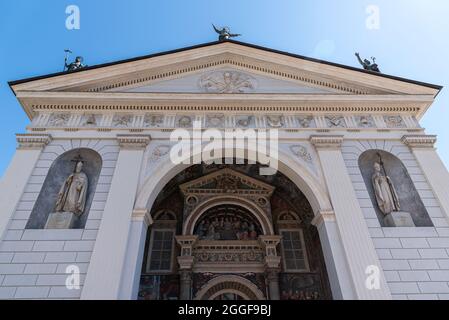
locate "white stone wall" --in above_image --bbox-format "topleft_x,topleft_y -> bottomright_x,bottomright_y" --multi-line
0,139 -> 118,299
342,140 -> 449,300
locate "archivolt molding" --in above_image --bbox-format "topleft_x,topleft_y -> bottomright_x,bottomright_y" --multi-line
340,139 -> 414,165
182,195 -> 275,237
194,274 -> 266,300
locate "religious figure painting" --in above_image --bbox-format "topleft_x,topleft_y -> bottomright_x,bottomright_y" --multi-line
194,206 -> 262,241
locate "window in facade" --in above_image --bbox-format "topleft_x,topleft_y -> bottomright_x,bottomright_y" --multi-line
147,229 -> 175,273
280,229 -> 309,272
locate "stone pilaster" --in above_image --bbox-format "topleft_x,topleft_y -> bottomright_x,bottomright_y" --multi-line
311,210 -> 355,300
0,134 -> 52,241
82,134 -> 150,299
310,135 -> 391,300
402,135 -> 449,222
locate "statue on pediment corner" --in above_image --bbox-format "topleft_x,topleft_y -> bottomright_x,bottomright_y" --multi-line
355,52 -> 380,73
212,24 -> 241,41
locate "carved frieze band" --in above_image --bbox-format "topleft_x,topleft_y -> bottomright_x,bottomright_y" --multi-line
16,133 -> 52,149
310,136 -> 344,149
32,112 -> 420,131
401,135 -> 437,148
117,134 -> 151,149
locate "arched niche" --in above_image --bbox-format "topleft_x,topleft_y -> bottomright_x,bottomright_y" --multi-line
358,149 -> 432,227
26,148 -> 102,229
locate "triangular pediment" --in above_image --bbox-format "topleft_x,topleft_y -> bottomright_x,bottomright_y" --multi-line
112,68 -> 334,94
9,40 -> 441,119
180,168 -> 274,196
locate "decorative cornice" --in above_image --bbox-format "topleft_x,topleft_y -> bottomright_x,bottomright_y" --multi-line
131,208 -> 153,226
401,135 -> 437,148
310,135 -> 344,149
117,134 -> 151,149
16,133 -> 52,149
311,210 -> 337,227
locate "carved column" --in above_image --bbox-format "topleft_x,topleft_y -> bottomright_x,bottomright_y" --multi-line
310,135 -> 391,300
0,134 -> 51,241
176,235 -> 198,300
82,135 -> 150,300
259,235 -> 281,300
402,135 -> 449,221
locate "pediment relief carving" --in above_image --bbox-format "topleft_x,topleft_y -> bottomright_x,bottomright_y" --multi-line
180,168 -> 275,197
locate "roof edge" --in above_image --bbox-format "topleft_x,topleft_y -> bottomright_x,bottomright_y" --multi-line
8,39 -> 443,95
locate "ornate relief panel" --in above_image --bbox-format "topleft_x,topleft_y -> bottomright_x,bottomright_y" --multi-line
179,168 -> 275,234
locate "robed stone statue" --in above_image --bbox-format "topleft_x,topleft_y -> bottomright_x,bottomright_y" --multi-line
46,161 -> 88,229
371,162 -> 400,215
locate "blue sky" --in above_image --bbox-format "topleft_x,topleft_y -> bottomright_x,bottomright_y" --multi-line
1,0 -> 448,176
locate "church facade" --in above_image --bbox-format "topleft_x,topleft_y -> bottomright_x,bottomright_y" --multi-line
1,40 -> 449,300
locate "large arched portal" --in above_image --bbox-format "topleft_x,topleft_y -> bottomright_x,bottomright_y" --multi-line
137,162 -> 333,300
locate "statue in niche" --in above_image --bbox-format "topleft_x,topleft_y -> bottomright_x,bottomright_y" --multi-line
371,161 -> 400,215
46,160 -> 89,229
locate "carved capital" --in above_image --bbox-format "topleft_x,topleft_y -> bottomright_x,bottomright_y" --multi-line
264,256 -> 282,269
311,210 -> 336,227
310,135 -> 344,149
117,134 -> 151,149
131,208 -> 153,226
16,133 -> 52,150
177,256 -> 195,271
401,135 -> 437,149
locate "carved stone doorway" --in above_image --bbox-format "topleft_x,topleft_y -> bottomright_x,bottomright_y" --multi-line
138,162 -> 333,300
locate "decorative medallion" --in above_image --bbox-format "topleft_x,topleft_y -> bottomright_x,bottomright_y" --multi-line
48,113 -> 70,127
266,115 -> 284,128
356,115 -> 375,128
198,70 -> 256,93
290,145 -> 313,163
149,145 -> 171,162
177,115 -> 193,128
384,115 -> 405,128
297,116 -> 315,128
325,115 -> 346,128
113,114 -> 133,127
144,114 -> 164,128
82,114 -> 98,126
186,195 -> 199,206
235,115 -> 253,128
206,114 -> 225,128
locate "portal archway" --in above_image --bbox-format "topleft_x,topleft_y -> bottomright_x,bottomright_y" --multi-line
135,161 -> 338,301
